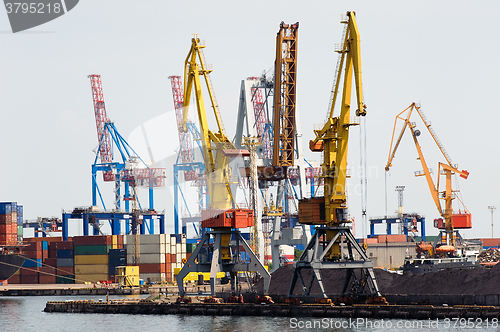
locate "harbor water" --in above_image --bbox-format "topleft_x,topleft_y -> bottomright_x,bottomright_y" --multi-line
1,294 -> 499,331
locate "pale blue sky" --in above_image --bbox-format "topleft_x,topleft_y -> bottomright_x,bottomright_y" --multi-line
0,1 -> 498,239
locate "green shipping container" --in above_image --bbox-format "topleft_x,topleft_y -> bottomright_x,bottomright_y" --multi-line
74,245 -> 111,255
56,275 -> 75,284
17,225 -> 23,235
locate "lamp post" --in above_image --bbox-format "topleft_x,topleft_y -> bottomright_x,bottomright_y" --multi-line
488,206 -> 496,238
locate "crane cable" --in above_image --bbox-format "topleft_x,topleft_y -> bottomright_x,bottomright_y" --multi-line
359,115 -> 368,238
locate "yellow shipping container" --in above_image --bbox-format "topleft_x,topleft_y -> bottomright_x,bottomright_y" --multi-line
75,264 -> 108,274
115,275 -> 140,287
74,273 -> 109,283
74,254 -> 108,265
112,235 -> 118,248
115,266 -> 139,276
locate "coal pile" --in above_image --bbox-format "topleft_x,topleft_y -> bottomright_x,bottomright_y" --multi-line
256,263 -> 500,295
477,248 -> 500,263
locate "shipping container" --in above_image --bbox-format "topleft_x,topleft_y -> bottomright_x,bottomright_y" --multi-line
7,274 -> 21,284
56,258 -> 74,267
39,275 -> 57,284
74,245 -> 110,255
73,235 -> 112,246
74,273 -> 109,283
127,253 -> 165,264
23,258 -> 42,268
115,266 -> 139,276
74,254 -> 108,265
56,249 -> 74,259
49,241 -> 74,250
20,275 -> 38,284
56,266 -> 74,275
56,275 -> 75,284
75,264 -> 108,274
140,273 -> 165,283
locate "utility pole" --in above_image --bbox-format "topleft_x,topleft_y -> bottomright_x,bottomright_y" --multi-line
488,206 -> 496,238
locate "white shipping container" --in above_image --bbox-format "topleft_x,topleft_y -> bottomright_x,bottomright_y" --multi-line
176,253 -> 181,263
181,253 -> 186,260
127,253 -> 165,264
170,235 -> 177,246
140,273 -> 166,283
140,234 -> 167,245
181,243 -> 186,254
170,244 -> 177,255
176,243 -> 181,254
181,234 -> 187,244
165,235 -> 170,245
139,244 -> 166,254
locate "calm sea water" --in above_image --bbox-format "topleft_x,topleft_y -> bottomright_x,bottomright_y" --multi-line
0,294 -> 499,332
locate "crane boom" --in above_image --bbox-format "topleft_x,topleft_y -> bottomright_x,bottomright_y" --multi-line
290,13 -> 383,302
176,37 -> 270,297
385,102 -> 470,248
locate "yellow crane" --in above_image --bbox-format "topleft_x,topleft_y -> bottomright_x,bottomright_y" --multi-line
385,102 -> 470,251
176,37 -> 270,296
289,12 -> 383,302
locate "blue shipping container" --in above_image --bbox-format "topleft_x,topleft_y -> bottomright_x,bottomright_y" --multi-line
17,205 -> 23,216
109,257 -> 126,266
0,202 -> 13,214
23,258 -> 42,268
42,241 -> 48,250
17,216 -> 23,225
56,249 -> 74,258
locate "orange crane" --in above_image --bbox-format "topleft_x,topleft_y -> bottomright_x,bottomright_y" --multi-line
385,102 -> 470,252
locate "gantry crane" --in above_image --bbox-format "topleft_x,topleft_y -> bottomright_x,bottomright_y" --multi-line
288,12 -> 383,302
175,37 -> 270,296
89,74 -> 166,214
168,75 -> 206,236
385,102 -> 470,252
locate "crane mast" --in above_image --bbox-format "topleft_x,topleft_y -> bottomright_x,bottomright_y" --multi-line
289,12 -> 383,302
176,37 -> 270,297
385,102 -> 470,249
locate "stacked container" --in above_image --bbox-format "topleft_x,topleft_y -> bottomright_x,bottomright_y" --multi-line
125,234 -> 167,283
16,205 -> 23,243
108,248 -> 126,281
0,202 -> 18,245
21,241 -> 42,284
50,241 -> 75,284
73,235 -> 111,283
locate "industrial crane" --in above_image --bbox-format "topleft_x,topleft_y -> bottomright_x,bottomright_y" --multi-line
385,102 -> 470,252
175,37 -> 270,296
88,74 -> 166,214
288,12 -> 383,302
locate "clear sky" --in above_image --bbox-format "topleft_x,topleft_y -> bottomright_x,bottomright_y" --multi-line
0,1 -> 498,239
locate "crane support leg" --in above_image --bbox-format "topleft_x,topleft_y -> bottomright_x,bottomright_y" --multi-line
288,226 -> 381,299
176,230 -> 271,297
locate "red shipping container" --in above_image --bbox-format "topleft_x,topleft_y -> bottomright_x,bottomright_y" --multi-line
139,263 -> 162,273
39,266 -> 57,275
73,235 -> 111,246
56,266 -> 74,275
24,251 -> 42,260
49,241 -> 74,251
27,237 -> 63,242
48,249 -> 57,258
21,267 -> 39,276
42,250 -> 49,260
39,275 -> 57,284
7,274 -> 20,284
117,235 -> 123,245
0,214 -> 12,224
481,238 -> 500,248
25,242 -> 42,251
21,275 -> 39,284
44,258 -> 57,267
